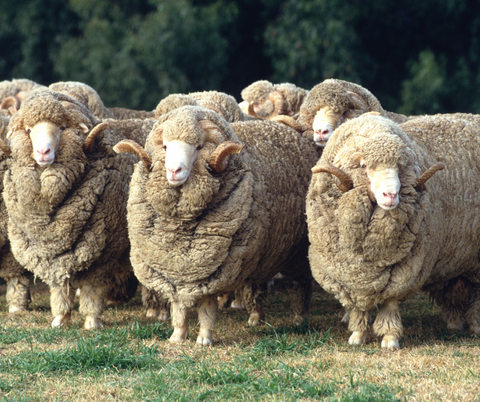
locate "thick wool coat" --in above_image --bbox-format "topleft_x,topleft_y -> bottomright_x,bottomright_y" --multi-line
127,106 -> 318,309
307,114 -> 480,313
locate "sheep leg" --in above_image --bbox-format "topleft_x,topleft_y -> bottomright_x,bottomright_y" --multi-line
291,278 -> 312,325
141,285 -> 170,321
170,301 -> 188,343
197,295 -> 218,346
243,283 -> 267,326
372,299 -> 402,350
348,308 -> 370,346
5,273 -> 31,313
79,283 -> 107,329
466,291 -> 480,334
50,282 -> 75,328
231,287 -> 245,309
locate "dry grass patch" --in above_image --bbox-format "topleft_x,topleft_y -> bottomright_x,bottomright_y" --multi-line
0,278 -> 479,401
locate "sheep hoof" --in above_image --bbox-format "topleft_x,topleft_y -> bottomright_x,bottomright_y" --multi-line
8,305 -> 26,314
52,314 -> 71,328
469,324 -> 480,335
196,329 -> 213,346
231,300 -> 245,310
146,308 -> 160,318
84,316 -> 104,330
247,312 -> 262,326
381,335 -> 400,350
348,331 -> 367,346
169,327 -> 188,343
447,320 -> 464,332
293,314 -> 308,326
341,311 -> 350,324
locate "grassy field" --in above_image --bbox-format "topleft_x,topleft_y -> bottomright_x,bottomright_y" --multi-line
0,279 -> 479,402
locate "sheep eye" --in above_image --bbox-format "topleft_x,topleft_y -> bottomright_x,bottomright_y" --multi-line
360,162 -> 367,169
196,144 -> 203,151
162,145 -> 167,151
26,128 -> 31,135
60,126 -> 66,131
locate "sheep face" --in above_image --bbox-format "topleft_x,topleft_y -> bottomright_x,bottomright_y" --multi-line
361,162 -> 400,210
163,139 -> 202,186
312,107 -> 343,146
26,121 -> 65,166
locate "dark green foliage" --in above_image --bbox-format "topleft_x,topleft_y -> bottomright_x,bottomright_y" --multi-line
1,0 -> 480,114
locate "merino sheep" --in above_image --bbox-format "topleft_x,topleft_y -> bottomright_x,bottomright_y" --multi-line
0,78 -> 45,113
155,91 -> 247,123
3,88 -> 140,329
298,79 -> 408,147
114,105 -> 318,345
240,80 -> 308,119
49,81 -> 155,120
306,113 -> 480,349
0,115 -> 32,313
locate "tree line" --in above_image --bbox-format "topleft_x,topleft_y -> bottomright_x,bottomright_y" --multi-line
1,0 -> 479,115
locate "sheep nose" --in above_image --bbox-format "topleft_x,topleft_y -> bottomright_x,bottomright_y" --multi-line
36,147 -> 51,156
383,192 -> 398,201
314,129 -> 330,140
168,166 -> 182,175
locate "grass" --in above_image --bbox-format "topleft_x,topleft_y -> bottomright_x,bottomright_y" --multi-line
0,280 -> 479,401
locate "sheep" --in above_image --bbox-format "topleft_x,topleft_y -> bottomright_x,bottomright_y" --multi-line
0,78 -> 45,112
49,81 -> 155,120
0,115 -> 32,313
297,79 -> 408,147
306,112 -> 480,349
155,91 -> 248,123
3,88 -> 140,329
113,105 -> 318,345
240,80 -> 308,120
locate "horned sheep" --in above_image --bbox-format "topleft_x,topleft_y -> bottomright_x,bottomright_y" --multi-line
298,79 -> 408,147
3,88 -> 140,329
306,113 -> 480,349
240,80 -> 308,120
114,105 -> 318,345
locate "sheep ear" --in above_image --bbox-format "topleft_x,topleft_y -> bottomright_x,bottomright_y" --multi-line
79,123 -> 89,134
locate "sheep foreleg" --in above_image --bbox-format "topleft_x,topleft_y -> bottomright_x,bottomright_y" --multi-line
50,282 -> 75,328
197,295 -> 218,346
170,301 -> 188,343
348,308 -> 371,346
6,274 -> 31,313
373,298 -> 402,350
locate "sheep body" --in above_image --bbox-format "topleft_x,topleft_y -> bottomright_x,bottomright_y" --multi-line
307,113 -> 480,348
121,106 -> 317,344
3,89 -> 139,328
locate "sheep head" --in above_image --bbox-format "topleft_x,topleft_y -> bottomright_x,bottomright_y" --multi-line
115,106 -> 244,186
313,115 -> 444,210
6,90 -> 100,166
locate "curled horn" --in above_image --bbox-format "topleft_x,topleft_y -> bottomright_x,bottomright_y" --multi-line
247,102 -> 261,119
271,115 -> 303,132
311,164 -> 353,192
83,122 -> 109,152
414,162 -> 445,190
113,139 -> 152,172
51,91 -> 99,124
1,96 -> 21,111
0,139 -> 11,157
208,141 -> 244,173
268,92 -> 288,118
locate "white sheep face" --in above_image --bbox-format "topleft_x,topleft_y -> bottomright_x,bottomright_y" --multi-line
362,161 -> 400,210
312,107 -> 343,147
27,121 -> 65,166
163,139 -> 201,186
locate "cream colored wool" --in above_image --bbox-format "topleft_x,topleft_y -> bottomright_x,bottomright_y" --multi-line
155,91 -> 247,123
125,106 -> 318,343
298,79 -> 408,138
3,89 -> 139,328
0,78 -> 45,103
0,115 -> 31,312
241,80 -> 308,119
49,81 -> 155,120
307,113 -> 480,347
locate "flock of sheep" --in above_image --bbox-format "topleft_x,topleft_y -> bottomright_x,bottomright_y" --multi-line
1,76 -> 479,350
